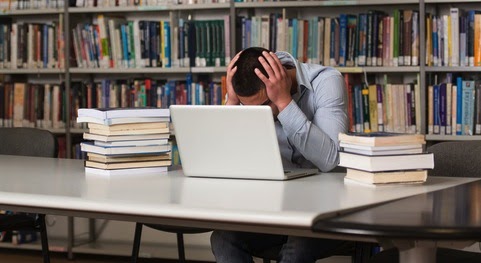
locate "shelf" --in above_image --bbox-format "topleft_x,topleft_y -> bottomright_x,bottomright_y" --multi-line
191,66 -> 227,73
0,68 -> 65,74
0,8 -> 63,15
70,67 -> 191,74
425,0 -> 481,3
426,135 -> 481,141
425,67 -> 481,73
334,66 -> 420,73
69,3 -> 230,13
235,0 -> 418,8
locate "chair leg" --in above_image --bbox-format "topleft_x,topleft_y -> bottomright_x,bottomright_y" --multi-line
176,233 -> 186,263
38,214 -> 50,263
131,223 -> 143,263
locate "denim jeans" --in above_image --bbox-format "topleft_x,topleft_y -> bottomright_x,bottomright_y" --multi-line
210,230 -> 347,263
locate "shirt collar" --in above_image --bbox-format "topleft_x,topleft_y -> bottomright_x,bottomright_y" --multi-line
275,51 -> 311,102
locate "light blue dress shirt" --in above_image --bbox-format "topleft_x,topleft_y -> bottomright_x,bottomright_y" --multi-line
275,51 -> 348,172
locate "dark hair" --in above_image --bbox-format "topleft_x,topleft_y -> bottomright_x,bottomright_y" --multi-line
232,47 -> 270,97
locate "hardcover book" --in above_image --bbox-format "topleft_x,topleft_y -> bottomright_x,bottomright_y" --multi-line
338,132 -> 425,147
345,168 -> 428,185
77,107 -> 170,119
339,151 -> 434,172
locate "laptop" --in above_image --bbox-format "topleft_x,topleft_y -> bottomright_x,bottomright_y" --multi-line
170,105 -> 319,180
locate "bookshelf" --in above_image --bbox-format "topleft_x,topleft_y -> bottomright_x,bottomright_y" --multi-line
2,0 -> 481,259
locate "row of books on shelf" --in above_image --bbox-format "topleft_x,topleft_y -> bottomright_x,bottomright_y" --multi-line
1,0 -> 63,10
338,132 -> 433,186
78,107 -> 173,175
0,16 -> 65,69
0,82 -> 65,129
0,76 -> 227,128
345,79 -> 421,135
72,16 -> 230,69
427,77 -> 481,136
237,9 -> 420,67
426,8 -> 481,67
71,0 -> 229,7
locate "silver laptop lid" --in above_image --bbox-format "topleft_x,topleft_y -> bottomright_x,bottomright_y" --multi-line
170,105 -> 286,180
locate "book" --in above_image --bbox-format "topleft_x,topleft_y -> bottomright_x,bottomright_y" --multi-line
85,160 -> 172,170
88,127 -> 169,136
87,122 -> 169,131
340,142 -> 423,156
83,132 -> 170,142
85,166 -> 168,176
77,107 -> 170,119
345,168 -> 428,185
339,151 -> 434,172
80,142 -> 171,155
94,139 -> 169,147
87,152 -> 171,163
77,116 -> 170,125
338,132 -> 426,147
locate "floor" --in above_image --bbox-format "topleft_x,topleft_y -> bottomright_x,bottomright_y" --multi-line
0,248 -> 351,263
0,248 -> 211,263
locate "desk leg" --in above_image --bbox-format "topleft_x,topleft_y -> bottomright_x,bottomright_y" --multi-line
68,216 -> 74,260
395,240 -> 436,263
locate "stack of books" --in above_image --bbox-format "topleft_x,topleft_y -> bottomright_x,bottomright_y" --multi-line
77,108 -> 172,176
338,132 -> 434,186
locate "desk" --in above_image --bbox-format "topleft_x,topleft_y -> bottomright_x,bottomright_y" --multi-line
0,155 -> 477,254
312,179 -> 481,263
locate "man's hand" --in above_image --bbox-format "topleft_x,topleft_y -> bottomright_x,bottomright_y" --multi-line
254,51 -> 292,112
225,52 -> 241,105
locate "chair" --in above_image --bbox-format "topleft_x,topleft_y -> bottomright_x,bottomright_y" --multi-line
368,141 -> 481,263
0,127 -> 58,263
131,223 -> 210,263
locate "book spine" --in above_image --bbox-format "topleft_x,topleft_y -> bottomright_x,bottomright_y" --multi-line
456,77 -> 463,135
462,80 -> 475,135
433,84 -> 440,134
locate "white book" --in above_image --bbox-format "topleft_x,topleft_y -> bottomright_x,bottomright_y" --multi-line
10,23 -> 17,69
77,116 -> 170,125
443,15 -> 449,66
28,24 -> 34,68
224,14 -> 231,65
78,107 -> 170,119
339,152 -> 434,172
450,8 -> 459,67
83,132 -> 170,142
94,139 -> 169,147
52,85 -> 61,129
85,166 -> 168,176
80,142 -> 171,155
133,20 -> 143,68
446,83 -> 452,135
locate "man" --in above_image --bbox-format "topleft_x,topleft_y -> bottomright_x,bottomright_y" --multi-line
210,47 -> 349,262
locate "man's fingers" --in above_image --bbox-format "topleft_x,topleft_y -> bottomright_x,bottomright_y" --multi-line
269,52 -> 286,77
262,51 -> 282,77
258,56 -> 275,80
254,68 -> 270,86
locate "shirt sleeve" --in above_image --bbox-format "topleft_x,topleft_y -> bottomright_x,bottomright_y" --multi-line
277,74 -> 349,172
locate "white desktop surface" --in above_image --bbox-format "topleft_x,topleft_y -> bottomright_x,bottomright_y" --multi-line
0,155 -> 477,234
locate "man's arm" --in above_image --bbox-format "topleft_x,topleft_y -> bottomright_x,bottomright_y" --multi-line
277,74 -> 349,172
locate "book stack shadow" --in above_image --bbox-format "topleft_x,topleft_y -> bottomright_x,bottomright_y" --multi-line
77,108 -> 172,176
338,132 -> 434,186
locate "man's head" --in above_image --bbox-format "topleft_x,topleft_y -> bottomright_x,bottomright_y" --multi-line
232,47 -> 270,97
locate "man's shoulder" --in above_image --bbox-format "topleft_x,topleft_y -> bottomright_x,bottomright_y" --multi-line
301,63 -> 342,79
